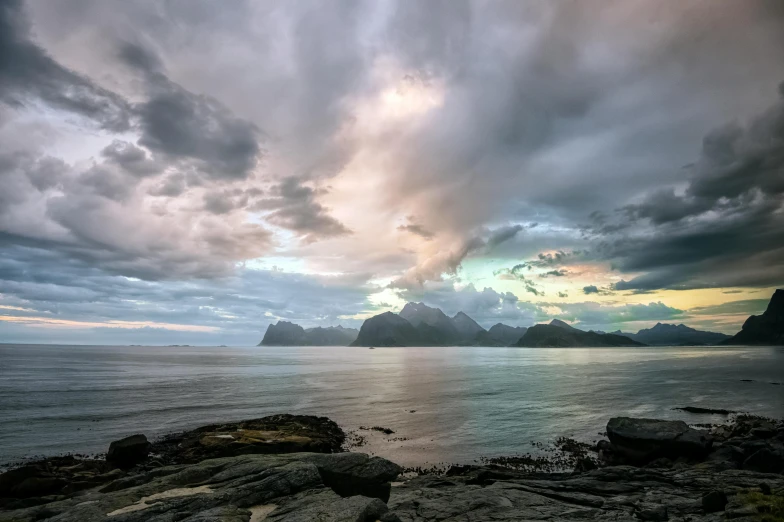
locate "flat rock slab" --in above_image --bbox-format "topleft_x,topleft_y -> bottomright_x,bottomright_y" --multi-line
0,452 -> 400,522
606,416 -> 712,463
151,414 -> 346,465
387,466 -> 784,521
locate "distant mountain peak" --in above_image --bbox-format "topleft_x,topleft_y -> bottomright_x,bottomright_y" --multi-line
451,310 -> 486,340
549,319 -> 575,330
259,321 -> 358,346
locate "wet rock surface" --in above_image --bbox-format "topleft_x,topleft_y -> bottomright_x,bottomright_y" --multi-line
0,414 -> 345,506
606,417 -> 714,463
149,414 -> 346,465
0,414 -> 781,521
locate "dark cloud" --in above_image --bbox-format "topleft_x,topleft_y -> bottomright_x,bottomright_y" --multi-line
0,0 -> 132,131
254,177 -> 351,241
582,284 -> 613,296
149,173 -> 187,197
116,42 -> 261,179
582,83 -> 784,292
0,244 -> 376,344
3,0 -> 784,341
486,224 -> 523,248
687,299 -> 769,317
100,140 -> 161,177
397,220 -> 434,240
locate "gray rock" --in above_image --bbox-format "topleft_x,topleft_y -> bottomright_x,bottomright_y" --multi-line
742,448 -> 784,473
307,452 -> 403,502
636,502 -> 668,521
606,417 -> 712,463
267,489 -> 388,522
106,434 -> 150,468
2,452 -> 784,522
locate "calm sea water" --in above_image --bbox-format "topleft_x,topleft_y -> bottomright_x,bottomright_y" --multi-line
1,344 -> 783,468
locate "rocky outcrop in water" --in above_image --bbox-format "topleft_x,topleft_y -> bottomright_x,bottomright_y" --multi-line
723,289 -> 784,345
259,322 -> 358,346
516,319 -> 645,347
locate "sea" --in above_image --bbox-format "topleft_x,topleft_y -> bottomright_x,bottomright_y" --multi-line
1,344 -> 782,468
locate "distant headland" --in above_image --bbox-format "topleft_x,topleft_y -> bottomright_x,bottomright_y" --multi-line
258,289 -> 784,347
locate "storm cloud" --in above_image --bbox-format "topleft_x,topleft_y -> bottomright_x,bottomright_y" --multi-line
1,0 -> 783,342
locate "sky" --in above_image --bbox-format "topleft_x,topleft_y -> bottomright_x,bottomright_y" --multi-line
1,0 -> 783,345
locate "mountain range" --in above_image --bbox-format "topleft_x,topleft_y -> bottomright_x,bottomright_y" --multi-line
258,322 -> 358,346
257,290 -> 784,347
609,323 -> 731,346
516,319 -> 644,347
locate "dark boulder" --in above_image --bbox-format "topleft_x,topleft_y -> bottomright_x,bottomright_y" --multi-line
606,417 -> 712,464
702,490 -> 728,513
307,452 -> 403,502
0,466 -> 66,499
0,456 -> 117,501
742,448 -> 784,474
106,434 -> 150,468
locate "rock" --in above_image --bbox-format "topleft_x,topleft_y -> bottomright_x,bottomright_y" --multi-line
742,448 -> 784,473
307,452 -> 402,502
674,406 -> 735,415
702,490 -> 728,513
3,449 -> 784,522
752,426 -> 777,439
266,489 -> 389,522
0,452 -> 400,522
644,458 -> 674,469
705,445 -> 743,470
150,414 -> 345,465
573,457 -> 597,473
0,456 -> 116,500
606,417 -> 712,463
106,434 -> 150,468
636,503 -> 668,521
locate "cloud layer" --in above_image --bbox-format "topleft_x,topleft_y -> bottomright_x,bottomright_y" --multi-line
1,0 -> 783,342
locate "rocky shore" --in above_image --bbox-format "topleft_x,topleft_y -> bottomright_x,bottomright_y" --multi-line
1,413 -> 782,521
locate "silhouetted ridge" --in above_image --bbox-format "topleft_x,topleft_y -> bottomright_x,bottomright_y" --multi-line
516,323 -> 644,347
723,289 -> 784,345
259,322 -> 358,346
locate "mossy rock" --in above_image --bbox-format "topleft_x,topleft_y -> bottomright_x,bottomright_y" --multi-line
733,490 -> 784,522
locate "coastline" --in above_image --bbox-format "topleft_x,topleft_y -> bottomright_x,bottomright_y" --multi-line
1,413 -> 782,521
